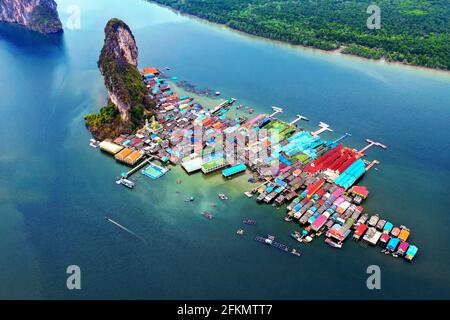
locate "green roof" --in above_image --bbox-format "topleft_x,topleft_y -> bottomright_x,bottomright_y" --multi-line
201,158 -> 227,171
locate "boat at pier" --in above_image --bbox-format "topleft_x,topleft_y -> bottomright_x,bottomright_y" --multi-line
116,178 -> 135,189
290,231 -> 304,243
255,235 -> 289,252
325,238 -> 342,248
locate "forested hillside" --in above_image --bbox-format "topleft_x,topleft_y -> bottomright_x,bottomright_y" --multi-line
151,0 -> 450,70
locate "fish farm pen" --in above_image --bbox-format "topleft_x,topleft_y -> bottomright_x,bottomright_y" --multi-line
89,66 -> 419,262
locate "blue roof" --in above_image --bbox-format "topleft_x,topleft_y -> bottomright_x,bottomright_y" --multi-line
387,237 -> 400,251
222,163 -> 247,177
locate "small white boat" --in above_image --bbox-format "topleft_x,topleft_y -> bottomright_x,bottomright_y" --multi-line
116,178 -> 135,189
325,238 -> 342,248
89,139 -> 98,148
218,193 -> 229,200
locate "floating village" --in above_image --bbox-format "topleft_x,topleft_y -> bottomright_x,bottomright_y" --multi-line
91,66 -> 419,262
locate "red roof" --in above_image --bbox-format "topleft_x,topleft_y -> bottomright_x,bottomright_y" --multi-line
355,224 -> 368,236
351,186 -> 369,198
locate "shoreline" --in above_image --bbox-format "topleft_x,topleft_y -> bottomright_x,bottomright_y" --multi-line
149,2 -> 450,77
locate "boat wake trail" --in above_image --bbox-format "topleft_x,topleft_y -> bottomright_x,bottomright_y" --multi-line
105,217 -> 147,244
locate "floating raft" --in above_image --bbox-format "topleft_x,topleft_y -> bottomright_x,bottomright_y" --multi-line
141,163 -> 168,180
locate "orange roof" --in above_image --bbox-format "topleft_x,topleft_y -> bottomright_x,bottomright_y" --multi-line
262,138 -> 271,147
143,67 -> 160,75
398,229 -> 410,242
213,122 -> 225,129
115,148 -> 133,161
124,151 -> 143,164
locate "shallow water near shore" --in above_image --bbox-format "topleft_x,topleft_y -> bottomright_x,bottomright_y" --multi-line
0,0 -> 449,299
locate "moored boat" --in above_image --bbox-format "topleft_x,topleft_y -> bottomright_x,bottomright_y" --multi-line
201,211 -> 214,219
325,237 -> 342,248
116,177 -> 135,189
243,218 -> 256,225
255,235 -> 289,252
244,191 -> 253,198
218,193 -> 229,200
290,231 -> 303,243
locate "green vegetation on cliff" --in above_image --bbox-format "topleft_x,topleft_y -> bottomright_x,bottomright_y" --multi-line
151,0 -> 450,70
85,18 -> 155,140
85,103 -> 119,128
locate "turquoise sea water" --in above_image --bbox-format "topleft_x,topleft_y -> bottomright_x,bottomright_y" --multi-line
0,0 -> 449,299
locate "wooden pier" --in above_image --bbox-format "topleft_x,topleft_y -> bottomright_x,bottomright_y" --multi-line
123,156 -> 155,178
365,159 -> 380,172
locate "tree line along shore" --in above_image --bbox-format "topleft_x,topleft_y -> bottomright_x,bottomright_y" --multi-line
150,0 -> 450,71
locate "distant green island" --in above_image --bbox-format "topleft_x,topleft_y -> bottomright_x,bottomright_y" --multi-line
151,0 -> 450,70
